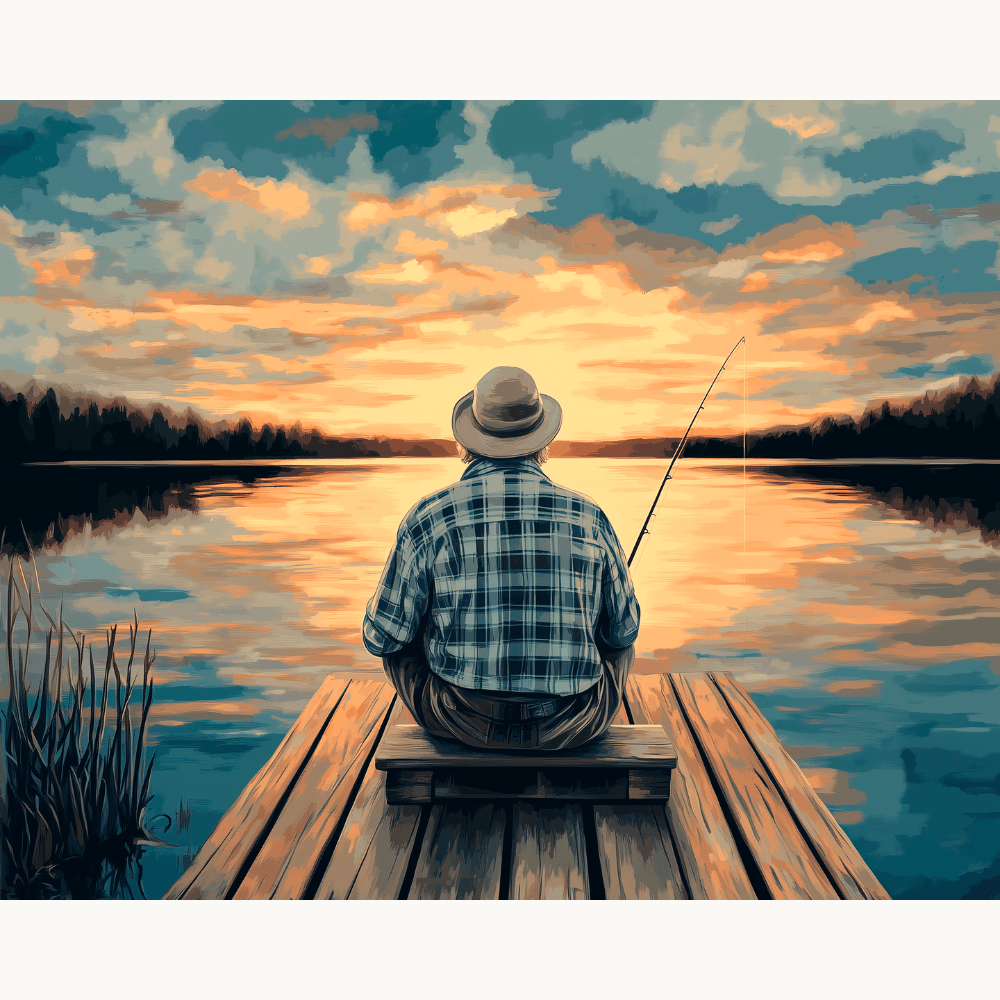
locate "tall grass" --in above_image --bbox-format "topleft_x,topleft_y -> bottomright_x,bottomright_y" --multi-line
1,543 -> 160,899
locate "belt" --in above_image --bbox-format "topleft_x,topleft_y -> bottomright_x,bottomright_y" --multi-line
449,688 -> 566,722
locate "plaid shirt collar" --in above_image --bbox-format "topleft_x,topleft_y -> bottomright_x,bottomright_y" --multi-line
459,456 -> 551,483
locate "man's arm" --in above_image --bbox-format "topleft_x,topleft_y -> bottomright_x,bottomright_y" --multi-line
596,513 -> 641,651
362,523 -> 430,656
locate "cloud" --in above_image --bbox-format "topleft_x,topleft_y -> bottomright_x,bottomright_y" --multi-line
56,192 -> 132,215
275,113 -> 379,148
767,112 -> 839,139
89,108 -> 179,185
345,182 -> 554,238
0,317 -> 60,372
5,100 -> 1000,445
775,162 -> 843,200
184,168 -> 312,221
569,102 -> 762,194
700,214 -> 741,236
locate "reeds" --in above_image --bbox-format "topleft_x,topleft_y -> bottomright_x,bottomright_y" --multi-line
1,544 -> 159,899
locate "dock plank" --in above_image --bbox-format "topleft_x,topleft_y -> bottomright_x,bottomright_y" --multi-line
407,803 -> 506,899
710,672 -> 891,900
672,673 -> 838,899
594,805 -> 689,899
626,674 -> 756,900
376,724 -> 676,770
510,803 -> 589,899
314,702 -> 424,900
165,675 -> 349,900
233,679 -> 396,899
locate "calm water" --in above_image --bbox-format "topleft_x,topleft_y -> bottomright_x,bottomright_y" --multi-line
3,458 -> 999,899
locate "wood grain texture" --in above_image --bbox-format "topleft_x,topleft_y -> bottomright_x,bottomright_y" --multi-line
671,672 -> 838,899
433,767 -> 630,800
510,803 -> 589,899
377,724 -> 676,770
385,769 -> 434,803
233,679 -> 396,899
626,674 -> 756,900
407,802 -> 506,899
627,769 -> 672,799
314,701 -> 423,900
164,675 -> 350,900
709,672 -> 891,900
593,804 -> 689,899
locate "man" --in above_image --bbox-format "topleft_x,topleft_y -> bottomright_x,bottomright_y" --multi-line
362,366 -> 640,751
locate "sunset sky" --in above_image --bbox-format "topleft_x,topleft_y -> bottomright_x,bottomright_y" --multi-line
3,99 -> 1000,440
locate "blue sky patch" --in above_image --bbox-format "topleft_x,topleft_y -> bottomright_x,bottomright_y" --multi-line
848,240 -> 1000,294
488,100 -> 650,161
824,129 -> 964,184
886,354 -> 994,380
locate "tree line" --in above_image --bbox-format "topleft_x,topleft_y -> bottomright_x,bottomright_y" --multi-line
4,372 -> 998,463
684,373 -> 1000,460
0,388 -> 379,463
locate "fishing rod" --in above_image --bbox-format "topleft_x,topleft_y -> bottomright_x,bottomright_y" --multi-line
627,336 -> 746,566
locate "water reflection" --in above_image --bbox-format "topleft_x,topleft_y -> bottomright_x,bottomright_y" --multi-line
2,462 -> 319,553
761,462 -> 1000,545
2,458 -> 998,899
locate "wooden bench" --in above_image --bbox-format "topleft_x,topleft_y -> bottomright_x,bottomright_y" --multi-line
374,724 -> 678,804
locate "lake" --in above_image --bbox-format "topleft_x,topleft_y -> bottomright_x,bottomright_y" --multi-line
3,457 -> 999,900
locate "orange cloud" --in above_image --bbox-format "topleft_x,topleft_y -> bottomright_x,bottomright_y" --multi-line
740,270 -> 772,293
28,246 -> 94,286
346,182 -> 548,237
853,301 -> 915,333
768,113 -> 838,138
739,216 -> 864,262
762,240 -> 847,263
184,169 -> 311,221
394,230 -> 449,255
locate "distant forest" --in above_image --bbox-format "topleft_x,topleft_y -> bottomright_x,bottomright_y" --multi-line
0,384 -> 455,463
2,371 -> 999,463
684,372 -> 1000,461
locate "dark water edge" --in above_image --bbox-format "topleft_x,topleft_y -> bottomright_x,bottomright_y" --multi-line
759,461 -> 1000,544
1,461 -> 334,553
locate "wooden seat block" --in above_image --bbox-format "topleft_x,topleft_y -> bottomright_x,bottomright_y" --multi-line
376,725 -> 677,804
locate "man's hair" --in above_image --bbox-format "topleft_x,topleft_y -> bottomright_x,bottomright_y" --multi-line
457,444 -> 550,465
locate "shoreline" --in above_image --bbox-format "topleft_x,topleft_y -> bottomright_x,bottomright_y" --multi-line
18,456 -> 1000,467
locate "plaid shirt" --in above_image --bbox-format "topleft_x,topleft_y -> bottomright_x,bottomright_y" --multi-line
362,457 -> 640,695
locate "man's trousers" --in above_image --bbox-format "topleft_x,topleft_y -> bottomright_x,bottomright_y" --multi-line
381,641 -> 634,751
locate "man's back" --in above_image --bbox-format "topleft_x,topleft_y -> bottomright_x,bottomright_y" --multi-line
363,456 -> 640,695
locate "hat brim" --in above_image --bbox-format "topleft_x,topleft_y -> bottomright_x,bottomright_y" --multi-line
452,391 -> 563,459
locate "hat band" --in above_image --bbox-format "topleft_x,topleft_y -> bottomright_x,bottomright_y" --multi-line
469,407 -> 546,439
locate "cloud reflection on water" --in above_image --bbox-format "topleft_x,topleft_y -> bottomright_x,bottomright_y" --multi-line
8,457 -> 999,898
15,458 -> 1000,722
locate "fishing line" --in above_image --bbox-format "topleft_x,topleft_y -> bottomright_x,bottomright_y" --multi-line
743,337 -> 748,640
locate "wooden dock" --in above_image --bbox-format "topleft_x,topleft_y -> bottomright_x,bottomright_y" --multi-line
164,671 -> 891,900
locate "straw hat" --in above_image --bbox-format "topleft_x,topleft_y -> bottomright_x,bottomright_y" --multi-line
452,366 -> 563,459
